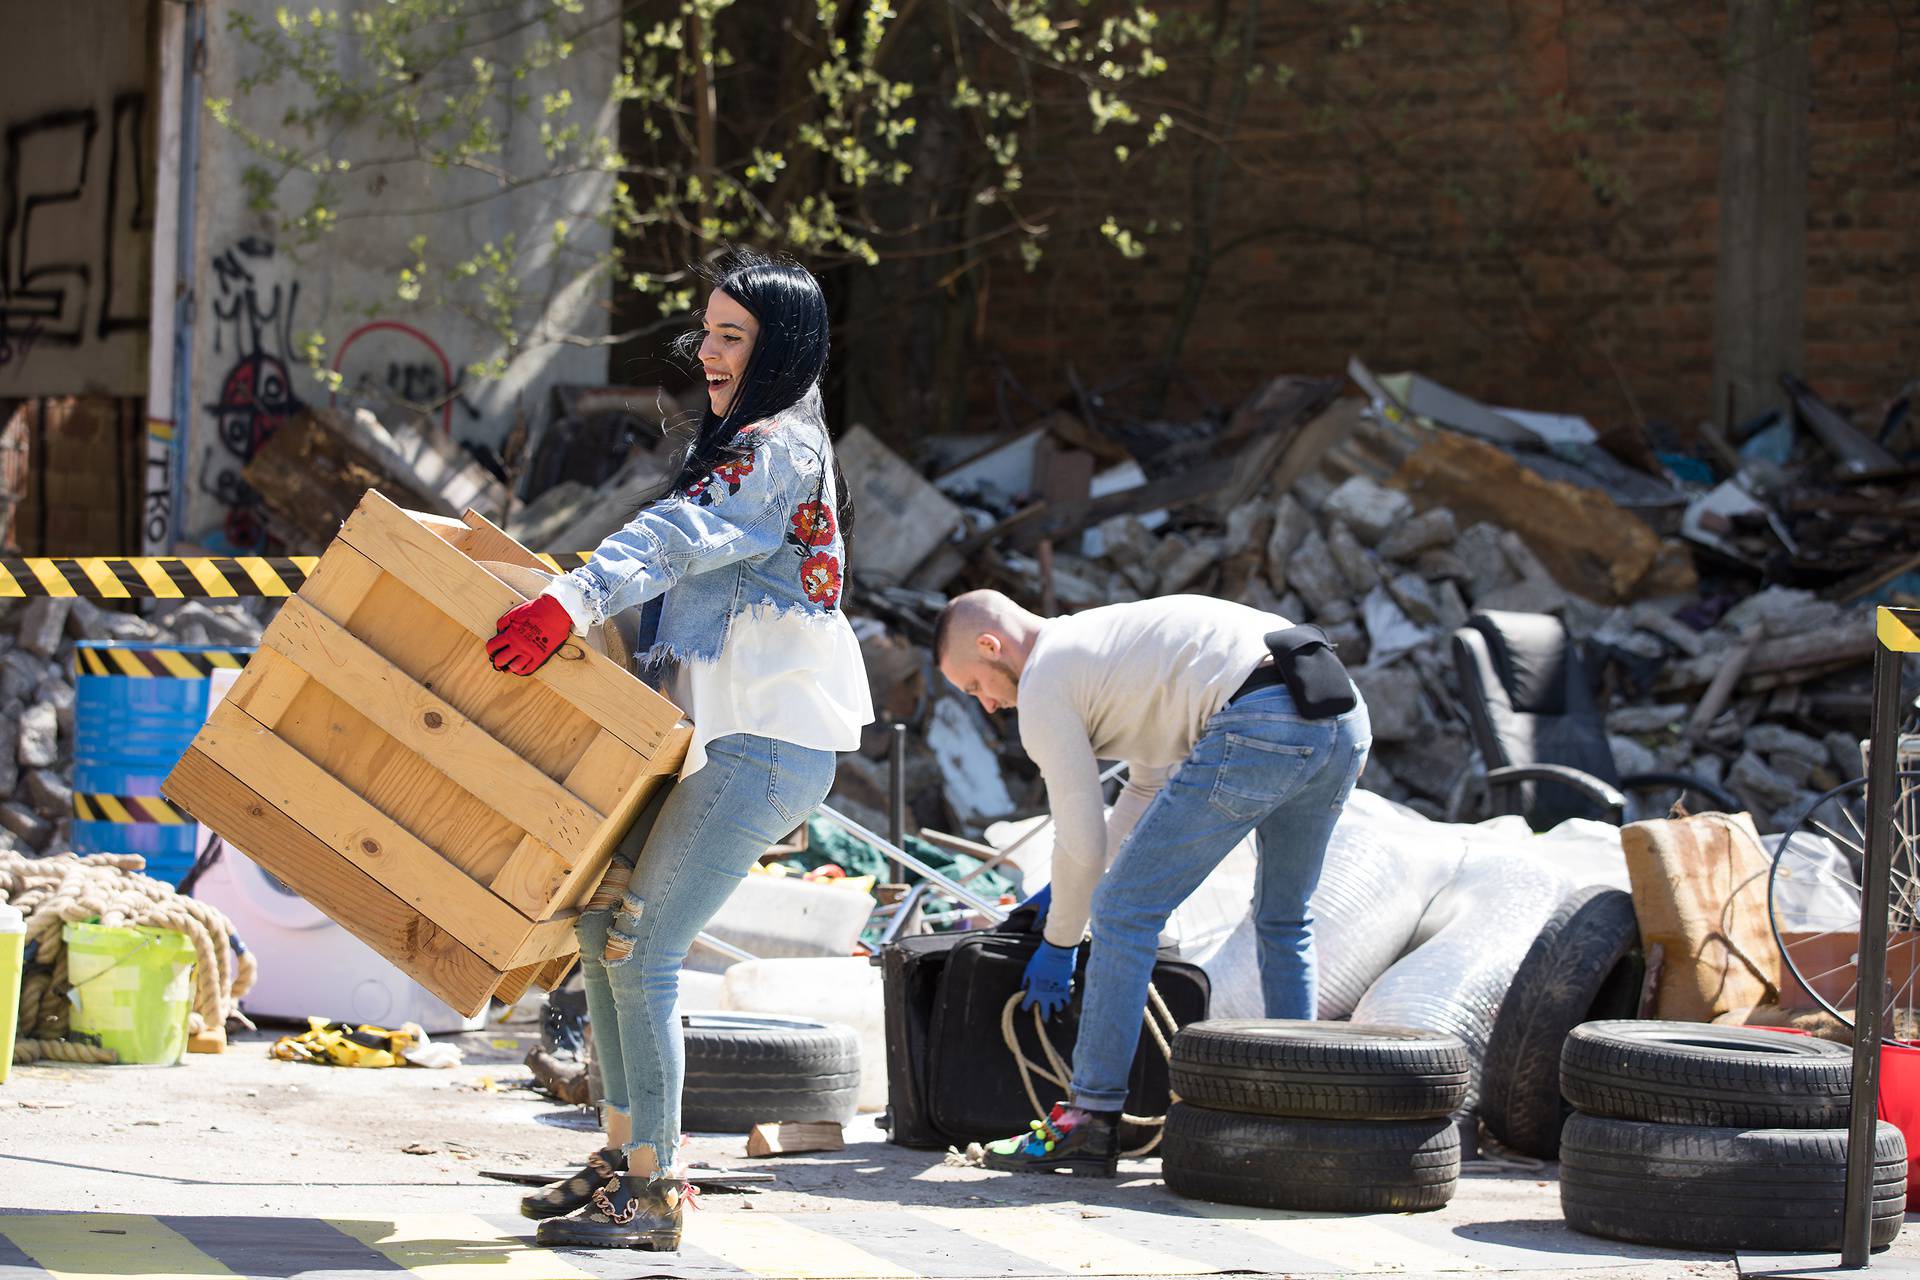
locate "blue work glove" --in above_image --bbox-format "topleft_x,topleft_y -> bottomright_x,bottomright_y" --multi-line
1020,941 -> 1077,1020
1020,884 -> 1052,929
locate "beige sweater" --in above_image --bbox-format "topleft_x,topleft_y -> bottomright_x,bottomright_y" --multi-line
1016,596 -> 1283,948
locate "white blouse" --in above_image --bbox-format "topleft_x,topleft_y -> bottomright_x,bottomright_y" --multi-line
544,576 -> 872,778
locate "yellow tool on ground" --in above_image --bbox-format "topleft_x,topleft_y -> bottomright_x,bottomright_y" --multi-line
271,1017 -> 425,1068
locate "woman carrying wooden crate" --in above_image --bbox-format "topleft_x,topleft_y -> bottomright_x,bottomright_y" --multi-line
486,249 -> 872,1251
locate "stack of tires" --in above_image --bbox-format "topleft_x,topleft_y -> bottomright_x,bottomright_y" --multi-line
1558,1021 -> 1908,1252
1161,1021 -> 1471,1212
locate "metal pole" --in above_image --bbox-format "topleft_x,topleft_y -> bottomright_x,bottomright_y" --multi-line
1842,632 -> 1902,1266
815,802 -> 1008,921
889,722 -> 908,883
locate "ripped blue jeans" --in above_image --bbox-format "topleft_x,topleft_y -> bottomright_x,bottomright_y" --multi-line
576,732 -> 836,1170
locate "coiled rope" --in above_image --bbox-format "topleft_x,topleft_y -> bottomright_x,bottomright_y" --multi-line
0,850 -> 255,1060
998,983 -> 1182,1158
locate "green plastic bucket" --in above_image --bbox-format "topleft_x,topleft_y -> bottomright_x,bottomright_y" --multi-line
62,922 -> 197,1065
0,905 -> 21,1083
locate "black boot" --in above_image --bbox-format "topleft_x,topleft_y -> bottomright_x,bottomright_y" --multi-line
534,1170 -> 687,1251
519,1147 -> 624,1220
980,1104 -> 1119,1177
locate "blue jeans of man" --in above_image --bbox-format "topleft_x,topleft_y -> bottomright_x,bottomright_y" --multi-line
575,732 -> 836,1169
1068,684 -> 1371,1112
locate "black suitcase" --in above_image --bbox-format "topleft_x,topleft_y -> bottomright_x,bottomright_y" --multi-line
879,926 -> 1210,1149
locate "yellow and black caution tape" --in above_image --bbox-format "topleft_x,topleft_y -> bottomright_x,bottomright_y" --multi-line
73,793 -> 192,825
74,646 -> 249,678
0,552 -> 593,599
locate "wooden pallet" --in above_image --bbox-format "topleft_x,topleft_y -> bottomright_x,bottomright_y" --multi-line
163,491 -> 690,1015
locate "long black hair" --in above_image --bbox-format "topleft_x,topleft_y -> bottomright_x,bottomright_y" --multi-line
669,249 -> 851,536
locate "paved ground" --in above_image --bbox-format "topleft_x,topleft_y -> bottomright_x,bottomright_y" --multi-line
0,1027 -> 1910,1279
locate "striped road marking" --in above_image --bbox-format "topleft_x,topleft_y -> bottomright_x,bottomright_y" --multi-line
0,1206 -> 1732,1279
0,1213 -> 235,1278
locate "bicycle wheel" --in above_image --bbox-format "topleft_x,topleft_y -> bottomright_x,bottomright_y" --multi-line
1767,770 -> 1920,1038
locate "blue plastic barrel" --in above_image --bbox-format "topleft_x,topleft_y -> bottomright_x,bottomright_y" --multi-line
71,641 -> 252,884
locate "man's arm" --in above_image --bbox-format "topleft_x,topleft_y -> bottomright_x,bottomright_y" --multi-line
1018,685 -> 1108,950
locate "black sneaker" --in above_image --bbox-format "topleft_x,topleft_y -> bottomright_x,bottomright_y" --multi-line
519,1147 -> 623,1220
534,1171 -> 688,1251
980,1104 -> 1119,1177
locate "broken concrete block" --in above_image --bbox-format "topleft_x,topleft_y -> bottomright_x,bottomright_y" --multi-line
1770,793 -> 1823,835
1377,508 -> 1457,562
1385,573 -> 1440,626
1722,587 -> 1843,640
1729,751 -> 1799,810
1414,548 -> 1470,584
925,696 -> 1016,829
1770,751 -> 1817,789
1746,723 -> 1826,764
1692,754 -> 1727,788
1286,532 -> 1349,617
1143,534 -> 1192,584
1223,504 -> 1272,560
22,769 -> 71,822
0,827 -> 28,856
0,801 -> 50,847
0,743 -> 16,800
1326,522 -> 1380,596
1609,735 -> 1660,778
1234,575 -> 1284,615
1607,704 -> 1691,736
1352,665 -> 1425,743
1322,475 -> 1413,547
1434,580 -> 1470,634
1388,730 -> 1469,802
34,677 -> 75,749
1453,523 -> 1516,600
1825,731 -> 1863,779
154,601 -> 264,648
1277,592 -> 1308,623
1160,537 -> 1224,596
0,651 -> 43,709
1322,620 -> 1370,667
16,599 -> 71,658
1264,495 -> 1316,586
1095,514 -> 1158,567
1315,595 -> 1358,627
17,703 -> 57,768
1474,577 -> 1574,616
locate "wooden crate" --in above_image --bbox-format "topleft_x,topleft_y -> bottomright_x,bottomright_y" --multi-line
162,490 -> 690,1015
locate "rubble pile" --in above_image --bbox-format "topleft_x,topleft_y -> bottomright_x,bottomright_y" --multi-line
809,363 -> 1914,841
0,596 -> 268,857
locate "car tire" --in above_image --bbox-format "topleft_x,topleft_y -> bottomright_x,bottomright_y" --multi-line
1480,887 -> 1641,1157
1170,1020 -> 1470,1121
680,1012 -> 860,1132
1560,1113 -> 1905,1252
1162,1102 -> 1459,1212
1560,1019 -> 1851,1128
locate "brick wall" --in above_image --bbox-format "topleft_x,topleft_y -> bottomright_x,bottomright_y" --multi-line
971,0 -> 1919,437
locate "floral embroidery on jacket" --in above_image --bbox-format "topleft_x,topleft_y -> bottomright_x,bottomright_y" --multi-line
799,551 -> 842,608
789,501 -> 836,547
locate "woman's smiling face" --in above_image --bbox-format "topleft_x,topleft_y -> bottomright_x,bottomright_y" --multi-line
698,288 -> 759,417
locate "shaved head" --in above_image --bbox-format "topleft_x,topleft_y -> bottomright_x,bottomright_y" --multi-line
935,589 -> 1044,714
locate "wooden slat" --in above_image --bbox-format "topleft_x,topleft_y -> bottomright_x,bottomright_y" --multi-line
491,834 -> 581,919
334,491 -> 685,761
492,962 -> 542,1006
510,920 -> 581,969
193,699 -> 555,967
533,953 -> 578,991
493,727 -> 649,920
263,596 -> 604,860
452,508 -> 555,573
222,643 -> 310,731
551,730 -> 686,914
162,748 -> 502,1017
299,531 -> 387,624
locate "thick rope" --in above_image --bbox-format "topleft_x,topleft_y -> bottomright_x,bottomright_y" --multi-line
998,983 -> 1182,1158
13,1037 -> 116,1065
1,850 -> 255,1058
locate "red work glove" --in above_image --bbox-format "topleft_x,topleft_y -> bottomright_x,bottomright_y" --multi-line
486,594 -> 574,676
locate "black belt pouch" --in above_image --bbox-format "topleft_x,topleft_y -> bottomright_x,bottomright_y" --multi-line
1263,625 -> 1358,718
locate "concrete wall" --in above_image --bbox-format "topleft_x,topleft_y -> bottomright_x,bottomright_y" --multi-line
0,2 -> 154,398
183,0 -> 617,551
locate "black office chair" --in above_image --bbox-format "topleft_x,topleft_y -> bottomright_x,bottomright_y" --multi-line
1448,611 -> 1740,830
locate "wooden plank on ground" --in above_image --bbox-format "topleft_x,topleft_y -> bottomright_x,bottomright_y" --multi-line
333,491 -> 684,760
193,699 -> 550,967
263,596 -> 603,860
746,1122 -> 844,1157
163,748 -> 501,1017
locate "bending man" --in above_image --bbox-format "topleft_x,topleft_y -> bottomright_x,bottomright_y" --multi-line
935,590 -> 1371,1177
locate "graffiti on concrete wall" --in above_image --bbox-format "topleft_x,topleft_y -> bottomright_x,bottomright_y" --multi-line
201,235 -> 301,551
0,93 -> 149,373
331,319 -> 479,435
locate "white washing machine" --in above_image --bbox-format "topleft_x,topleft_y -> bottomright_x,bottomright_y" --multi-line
191,832 -> 487,1035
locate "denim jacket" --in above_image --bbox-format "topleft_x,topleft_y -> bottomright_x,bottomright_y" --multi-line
553,386 -> 846,668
